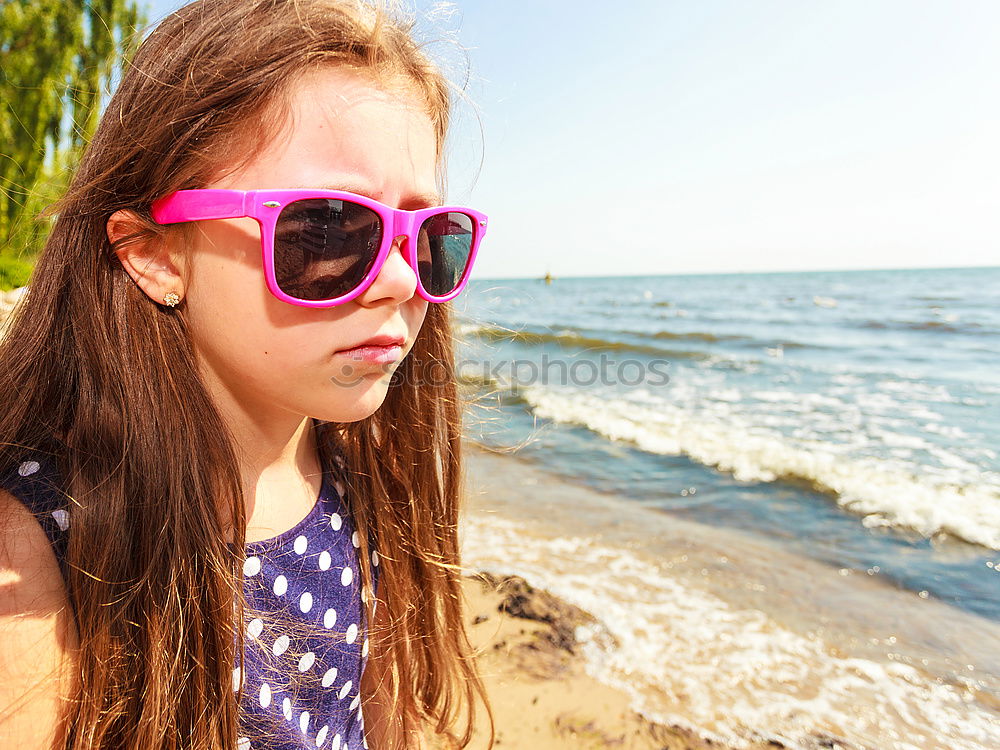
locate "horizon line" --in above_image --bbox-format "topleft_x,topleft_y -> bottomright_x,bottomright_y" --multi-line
471,263 -> 1000,282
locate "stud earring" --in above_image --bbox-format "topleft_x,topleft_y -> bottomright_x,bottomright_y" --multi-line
162,291 -> 181,307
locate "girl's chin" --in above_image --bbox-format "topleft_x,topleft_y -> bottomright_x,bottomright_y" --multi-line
322,386 -> 394,423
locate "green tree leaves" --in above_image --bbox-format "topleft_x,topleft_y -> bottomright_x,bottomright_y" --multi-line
0,0 -> 145,281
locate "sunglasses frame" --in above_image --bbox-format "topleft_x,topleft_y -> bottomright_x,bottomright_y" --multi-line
150,188 -> 488,307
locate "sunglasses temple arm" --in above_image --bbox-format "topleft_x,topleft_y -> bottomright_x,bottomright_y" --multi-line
151,190 -> 250,224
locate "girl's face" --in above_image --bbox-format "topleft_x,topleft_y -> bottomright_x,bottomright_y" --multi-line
179,67 -> 438,425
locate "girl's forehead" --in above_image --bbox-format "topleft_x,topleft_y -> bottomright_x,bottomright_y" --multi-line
215,67 -> 438,199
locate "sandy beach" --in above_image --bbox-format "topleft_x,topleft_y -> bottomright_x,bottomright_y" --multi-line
434,442 -> 833,750
434,570 -> 766,750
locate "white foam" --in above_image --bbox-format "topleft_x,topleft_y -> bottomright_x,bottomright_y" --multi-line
520,385 -> 1000,550
877,379 -> 960,403
462,516 -> 1000,749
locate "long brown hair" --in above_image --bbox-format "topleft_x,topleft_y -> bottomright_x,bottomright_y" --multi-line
0,0 -> 493,747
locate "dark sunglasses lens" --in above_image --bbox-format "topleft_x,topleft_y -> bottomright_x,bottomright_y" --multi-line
273,199 -> 382,301
417,212 -> 475,297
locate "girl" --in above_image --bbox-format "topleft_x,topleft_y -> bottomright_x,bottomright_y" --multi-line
0,1 -> 493,749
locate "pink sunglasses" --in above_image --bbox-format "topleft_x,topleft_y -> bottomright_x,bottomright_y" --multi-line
150,188 -> 488,307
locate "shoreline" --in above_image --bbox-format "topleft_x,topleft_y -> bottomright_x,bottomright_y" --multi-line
444,570 -> 873,750
432,571 -> 761,750
452,440 -> 1000,750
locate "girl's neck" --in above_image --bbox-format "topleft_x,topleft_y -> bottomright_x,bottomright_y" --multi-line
240,416 -> 325,545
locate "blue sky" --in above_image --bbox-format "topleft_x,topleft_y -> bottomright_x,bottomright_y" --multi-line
148,0 -> 1000,279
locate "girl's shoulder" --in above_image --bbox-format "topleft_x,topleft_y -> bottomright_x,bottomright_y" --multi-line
0,461 -> 79,746
0,477 -> 72,610
0,452 -> 71,567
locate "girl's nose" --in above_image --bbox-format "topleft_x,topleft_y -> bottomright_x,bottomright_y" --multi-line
356,235 -> 418,306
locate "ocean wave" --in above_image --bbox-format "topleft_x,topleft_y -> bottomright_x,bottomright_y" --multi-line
518,387 -> 1000,550
456,371 -> 531,409
457,323 -> 711,359
457,321 -> 817,358
855,319 -> 995,336
648,329 -> 739,343
456,370 -> 502,390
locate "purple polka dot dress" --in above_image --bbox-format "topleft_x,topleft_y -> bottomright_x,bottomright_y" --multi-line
0,451 -> 379,750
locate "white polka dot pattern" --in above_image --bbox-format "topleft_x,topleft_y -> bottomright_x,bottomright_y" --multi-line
18,460 -> 40,476
322,667 -> 338,688
298,652 -> 316,672
243,556 -> 262,577
51,509 -> 70,531
247,618 -> 264,639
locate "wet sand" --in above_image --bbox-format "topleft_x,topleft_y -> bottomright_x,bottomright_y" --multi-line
430,571 -> 761,750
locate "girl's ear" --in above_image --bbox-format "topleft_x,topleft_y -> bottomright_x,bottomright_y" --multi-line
108,209 -> 188,305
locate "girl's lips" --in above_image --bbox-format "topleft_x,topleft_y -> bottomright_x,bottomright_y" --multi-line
333,343 -> 403,365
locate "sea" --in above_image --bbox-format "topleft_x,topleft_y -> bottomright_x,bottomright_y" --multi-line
450,266 -> 1000,749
